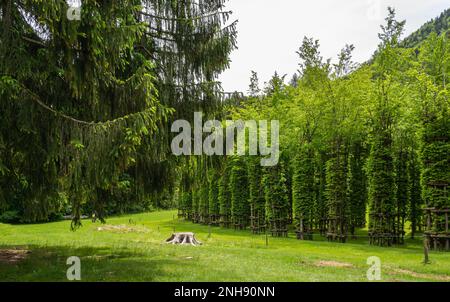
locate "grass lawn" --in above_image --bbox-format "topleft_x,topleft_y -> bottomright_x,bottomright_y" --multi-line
0,210 -> 449,282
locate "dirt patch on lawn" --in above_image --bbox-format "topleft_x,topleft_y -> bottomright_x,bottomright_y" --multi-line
315,260 -> 354,268
0,249 -> 31,264
390,268 -> 450,281
96,224 -> 149,234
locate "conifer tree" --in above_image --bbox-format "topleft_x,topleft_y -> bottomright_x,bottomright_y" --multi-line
0,0 -> 237,225
248,71 -> 261,98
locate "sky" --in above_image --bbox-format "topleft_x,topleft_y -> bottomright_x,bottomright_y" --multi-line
219,0 -> 450,93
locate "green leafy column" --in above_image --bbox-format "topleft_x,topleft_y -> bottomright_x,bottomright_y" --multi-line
292,144 -> 315,240
315,152 -> 328,236
367,131 -> 396,246
178,191 -> 192,220
264,162 -> 290,237
347,141 -> 368,237
208,171 -> 220,225
408,151 -> 422,239
199,182 -> 210,225
229,157 -> 250,230
191,188 -> 200,223
421,111 -> 450,250
218,159 -> 232,228
394,149 -> 409,244
247,157 -> 266,234
417,32 -> 450,250
325,148 -> 350,243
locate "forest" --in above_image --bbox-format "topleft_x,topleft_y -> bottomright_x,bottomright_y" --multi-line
0,0 -> 449,283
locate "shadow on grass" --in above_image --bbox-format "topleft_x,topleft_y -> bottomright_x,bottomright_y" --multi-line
0,244 -> 186,282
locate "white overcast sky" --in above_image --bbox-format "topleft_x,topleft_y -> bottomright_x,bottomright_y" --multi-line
219,0 -> 450,93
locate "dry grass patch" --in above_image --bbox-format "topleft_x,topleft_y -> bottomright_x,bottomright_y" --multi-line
95,224 -> 149,234
0,249 -> 31,264
315,260 -> 354,268
389,268 -> 450,281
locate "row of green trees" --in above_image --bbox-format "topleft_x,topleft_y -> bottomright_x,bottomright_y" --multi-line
179,9 -> 449,248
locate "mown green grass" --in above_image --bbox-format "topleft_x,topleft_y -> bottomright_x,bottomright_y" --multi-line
0,210 -> 449,282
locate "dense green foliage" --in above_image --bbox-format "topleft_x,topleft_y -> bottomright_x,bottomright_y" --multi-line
218,158 -> 232,227
263,162 -> 290,237
0,0 -> 236,225
247,157 -> 265,233
229,156 -> 250,229
347,141 -> 368,235
179,8 -> 449,251
401,9 -> 449,48
208,170 -> 220,225
292,145 -> 315,239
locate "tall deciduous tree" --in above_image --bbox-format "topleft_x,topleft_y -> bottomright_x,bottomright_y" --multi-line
229,156 -> 250,230
367,8 -> 406,246
415,32 -> 450,250
264,161 -> 290,237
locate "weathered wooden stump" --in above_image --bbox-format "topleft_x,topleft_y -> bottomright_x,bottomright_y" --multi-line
165,232 -> 202,246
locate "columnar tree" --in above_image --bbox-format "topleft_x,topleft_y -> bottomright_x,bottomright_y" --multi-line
291,37 -> 328,240
415,31 -> 450,250
218,158 -> 232,227
325,44 -> 361,242
367,8 -> 405,246
314,152 -> 329,235
263,162 -> 290,237
199,181 -> 210,224
208,170 -> 220,225
408,151 -> 422,239
292,144 -> 316,239
394,148 -> 409,244
347,141 -> 368,236
229,157 -> 250,230
191,188 -> 200,223
180,192 -> 193,220
325,151 -> 349,242
247,157 -> 266,234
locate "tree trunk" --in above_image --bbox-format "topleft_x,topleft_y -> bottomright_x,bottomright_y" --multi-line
165,232 -> 202,246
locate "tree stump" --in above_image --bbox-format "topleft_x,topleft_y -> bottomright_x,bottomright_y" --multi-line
165,232 -> 202,246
